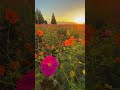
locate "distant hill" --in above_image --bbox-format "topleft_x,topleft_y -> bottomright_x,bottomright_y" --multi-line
46,21 -> 83,24
57,22 -> 76,24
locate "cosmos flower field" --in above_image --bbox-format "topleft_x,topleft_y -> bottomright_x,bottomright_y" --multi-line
35,24 -> 85,90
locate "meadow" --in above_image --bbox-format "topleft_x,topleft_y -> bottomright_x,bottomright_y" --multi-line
35,24 -> 85,90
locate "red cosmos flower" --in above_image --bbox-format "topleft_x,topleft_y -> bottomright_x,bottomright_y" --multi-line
40,55 -> 59,77
0,65 -> 5,76
15,71 -> 35,90
35,53 -> 38,58
100,30 -> 112,38
25,43 -> 31,49
5,9 -> 19,24
10,61 -> 20,69
24,60 -> 32,66
85,25 -> 96,46
46,52 -> 49,55
37,30 -> 43,36
115,57 -> 120,63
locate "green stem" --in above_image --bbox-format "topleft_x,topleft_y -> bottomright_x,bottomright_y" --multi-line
0,46 -> 11,61
7,23 -> 10,55
0,80 -> 15,86
61,67 -> 74,90
20,61 -> 35,72
74,72 -> 84,89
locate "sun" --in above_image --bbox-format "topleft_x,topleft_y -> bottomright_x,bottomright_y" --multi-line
74,17 -> 85,24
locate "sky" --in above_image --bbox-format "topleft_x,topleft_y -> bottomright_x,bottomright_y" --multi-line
35,0 -> 85,24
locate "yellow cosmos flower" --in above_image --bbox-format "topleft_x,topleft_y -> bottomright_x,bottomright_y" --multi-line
70,71 -> 75,77
82,69 -> 85,75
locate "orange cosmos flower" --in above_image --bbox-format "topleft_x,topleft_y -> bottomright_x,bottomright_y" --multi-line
39,52 -> 44,55
77,38 -> 82,42
82,40 -> 85,46
45,44 -> 49,47
5,9 -> 19,24
45,44 -> 50,48
64,40 -> 73,46
69,36 -> 75,41
51,45 -> 55,50
42,47 -> 44,50
37,30 -> 43,36
63,36 -> 75,46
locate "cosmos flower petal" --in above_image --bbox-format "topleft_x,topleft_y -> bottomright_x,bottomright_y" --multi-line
40,55 -> 59,77
15,70 -> 35,90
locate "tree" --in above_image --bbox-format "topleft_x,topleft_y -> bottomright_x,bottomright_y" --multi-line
35,8 -> 44,24
51,13 -> 57,24
35,8 -> 39,24
44,20 -> 47,24
38,10 -> 44,24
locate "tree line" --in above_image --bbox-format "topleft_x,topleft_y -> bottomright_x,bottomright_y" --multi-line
35,8 -> 57,24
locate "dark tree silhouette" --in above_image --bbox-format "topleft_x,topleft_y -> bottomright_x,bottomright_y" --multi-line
44,20 -> 48,24
35,8 -> 44,24
35,8 -> 39,24
51,13 -> 57,24
38,10 -> 44,24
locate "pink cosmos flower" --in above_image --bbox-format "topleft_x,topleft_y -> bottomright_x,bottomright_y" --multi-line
15,70 -> 35,90
100,30 -> 112,38
40,55 -> 59,77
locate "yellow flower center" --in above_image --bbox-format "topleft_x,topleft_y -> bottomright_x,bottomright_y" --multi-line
48,63 -> 52,67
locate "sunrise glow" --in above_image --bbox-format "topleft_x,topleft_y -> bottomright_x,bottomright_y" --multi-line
74,17 -> 85,24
